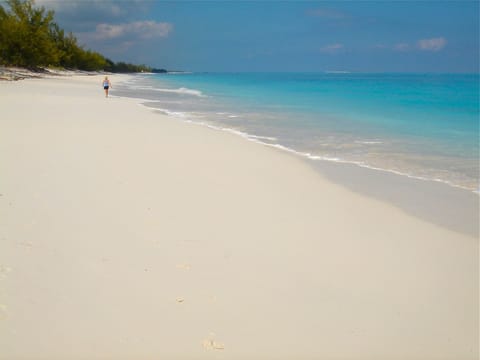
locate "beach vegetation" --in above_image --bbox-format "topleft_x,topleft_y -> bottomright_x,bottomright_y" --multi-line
0,0 -> 153,72
0,0 -> 59,68
105,61 -> 152,73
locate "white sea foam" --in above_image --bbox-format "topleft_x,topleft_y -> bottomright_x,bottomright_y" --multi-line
200,127 -> 476,192
256,141 -> 476,192
152,108 -> 190,118
215,112 -> 240,119
118,93 -> 478,195
134,101 -> 191,119
169,87 -> 205,97
325,70 -> 351,74
128,85 -> 205,97
246,134 -> 278,141
166,71 -> 194,75
355,140 -> 384,145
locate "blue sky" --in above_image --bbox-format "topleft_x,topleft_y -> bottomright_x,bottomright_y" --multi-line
35,0 -> 479,72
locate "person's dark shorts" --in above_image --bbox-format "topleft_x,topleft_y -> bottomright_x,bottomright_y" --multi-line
104,86 -> 109,90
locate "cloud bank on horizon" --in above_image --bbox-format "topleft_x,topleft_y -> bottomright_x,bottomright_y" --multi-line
93,22 -> 173,41
417,37 -> 448,52
33,0 -> 478,72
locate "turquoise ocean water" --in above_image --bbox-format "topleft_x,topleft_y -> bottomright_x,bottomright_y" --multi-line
115,73 -> 479,192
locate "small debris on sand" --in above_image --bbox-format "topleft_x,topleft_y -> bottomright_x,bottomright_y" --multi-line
0,265 -> 12,279
202,338 -> 225,350
176,263 -> 191,271
0,304 -> 7,319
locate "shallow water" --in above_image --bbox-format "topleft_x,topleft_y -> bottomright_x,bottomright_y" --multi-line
114,72 -> 479,193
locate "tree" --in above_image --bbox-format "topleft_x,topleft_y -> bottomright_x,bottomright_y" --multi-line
0,0 -> 156,72
0,0 -> 59,68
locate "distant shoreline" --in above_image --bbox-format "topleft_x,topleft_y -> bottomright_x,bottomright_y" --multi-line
0,66 -> 175,82
0,67 -> 106,81
5,66 -> 478,80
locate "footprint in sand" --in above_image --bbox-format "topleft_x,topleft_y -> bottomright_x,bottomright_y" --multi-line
202,338 -> 225,350
17,241 -> 33,250
0,265 -> 12,280
0,304 -> 7,319
176,263 -> 191,271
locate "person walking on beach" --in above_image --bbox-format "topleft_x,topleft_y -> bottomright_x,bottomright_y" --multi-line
102,76 -> 111,97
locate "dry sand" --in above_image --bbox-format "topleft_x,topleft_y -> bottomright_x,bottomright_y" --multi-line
0,75 -> 478,359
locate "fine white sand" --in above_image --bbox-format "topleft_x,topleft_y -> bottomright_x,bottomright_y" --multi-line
0,75 -> 478,359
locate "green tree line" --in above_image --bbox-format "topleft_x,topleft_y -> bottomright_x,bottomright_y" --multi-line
0,0 -> 152,72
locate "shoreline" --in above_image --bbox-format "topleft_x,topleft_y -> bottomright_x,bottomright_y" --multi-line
311,162 -> 480,239
117,76 -> 478,237
116,73 -> 479,195
311,159 -> 479,238
139,102 -> 479,237
0,75 -> 478,359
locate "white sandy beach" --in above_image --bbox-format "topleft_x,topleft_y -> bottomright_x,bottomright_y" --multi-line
0,75 -> 478,359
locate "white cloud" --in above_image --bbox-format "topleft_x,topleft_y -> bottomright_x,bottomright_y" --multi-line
394,42 -> 410,52
320,43 -> 344,54
389,38 -> 446,52
34,0 -> 154,34
417,37 -> 447,51
36,0 -> 124,16
94,21 -> 173,40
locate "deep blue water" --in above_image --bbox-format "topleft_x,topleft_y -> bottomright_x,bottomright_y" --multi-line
115,72 -> 479,192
